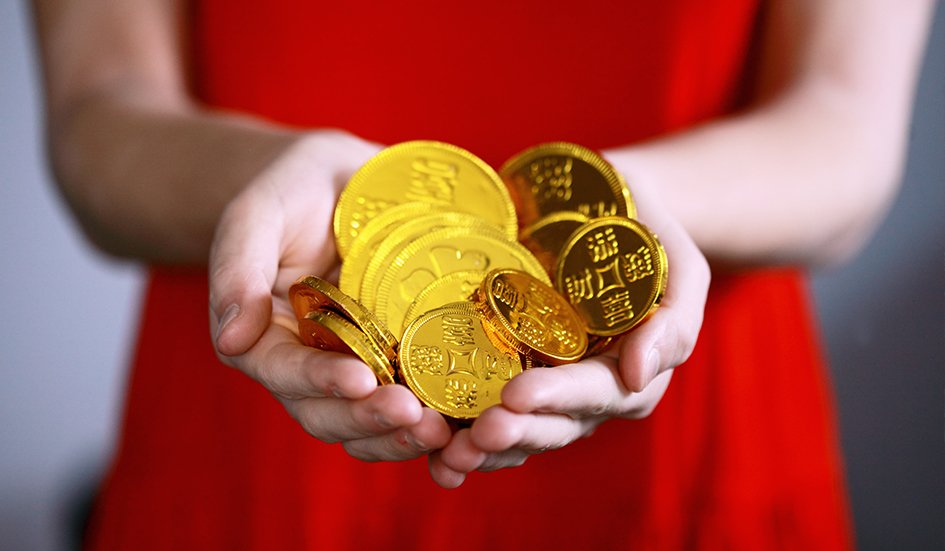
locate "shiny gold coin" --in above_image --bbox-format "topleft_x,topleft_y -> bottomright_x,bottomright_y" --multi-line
555,217 -> 667,337
334,140 -> 518,258
398,302 -> 524,419
373,226 -> 551,335
499,142 -> 635,229
475,269 -> 587,365
288,275 -> 398,365
359,212 -> 495,311
339,203 -> 440,300
298,310 -> 397,386
401,270 -> 486,336
519,211 -> 589,277
584,335 -> 617,358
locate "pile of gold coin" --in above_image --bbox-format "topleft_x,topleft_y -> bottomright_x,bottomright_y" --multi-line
289,140 -> 667,420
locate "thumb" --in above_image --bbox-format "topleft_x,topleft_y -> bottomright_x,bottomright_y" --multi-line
616,226 -> 708,392
209,192 -> 283,357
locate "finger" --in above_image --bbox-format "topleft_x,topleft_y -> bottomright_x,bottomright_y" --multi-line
228,320 -> 378,400
503,359 -> 674,420
617,221 -> 709,392
476,449 -> 531,472
209,189 -> 284,357
440,409 -> 595,474
501,359 -> 627,416
428,452 -> 466,489
469,406 -> 600,454
437,429 -> 488,473
342,408 -> 452,462
282,384 -> 423,443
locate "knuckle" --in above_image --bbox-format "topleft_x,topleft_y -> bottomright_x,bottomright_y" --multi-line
479,454 -> 527,472
297,412 -> 338,444
341,441 -> 379,463
253,353 -> 286,395
578,402 -> 612,418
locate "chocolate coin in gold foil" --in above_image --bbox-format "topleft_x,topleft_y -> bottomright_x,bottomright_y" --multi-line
518,211 -> 589,277
334,140 -> 518,258
298,310 -> 397,386
399,302 -> 523,419
359,212 -> 496,311
500,142 -> 635,229
555,217 -> 667,337
475,269 -> 587,365
584,335 -> 617,358
339,202 -> 439,300
401,270 -> 486,335
373,226 -> 550,333
288,275 -> 398,364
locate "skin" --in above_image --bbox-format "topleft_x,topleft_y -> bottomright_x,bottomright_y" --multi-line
32,0 -> 934,488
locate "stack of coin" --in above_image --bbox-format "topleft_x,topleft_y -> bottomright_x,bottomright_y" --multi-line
288,276 -> 399,386
333,141 -> 550,337
332,141 -> 546,419
500,143 -> 668,353
290,140 -> 668,420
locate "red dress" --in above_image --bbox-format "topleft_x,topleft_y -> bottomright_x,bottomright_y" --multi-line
86,2 -> 853,549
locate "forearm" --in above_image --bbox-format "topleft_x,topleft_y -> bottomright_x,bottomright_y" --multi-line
49,93 -> 300,263
607,0 -> 934,268
32,0 -> 305,263
607,85 -> 901,267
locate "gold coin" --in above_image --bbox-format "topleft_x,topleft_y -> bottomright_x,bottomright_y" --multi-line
519,211 -> 589,276
359,212 -> 495,311
373,226 -> 551,335
298,310 -> 397,386
333,140 -> 518,258
339,203 -> 439,299
499,142 -> 635,228
399,302 -> 523,419
288,275 -> 399,365
475,269 -> 587,365
555,217 -> 667,336
584,335 -> 617,358
401,270 -> 486,336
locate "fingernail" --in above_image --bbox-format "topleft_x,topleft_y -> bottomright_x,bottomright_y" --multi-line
215,304 -> 240,343
404,432 -> 430,452
374,412 -> 393,429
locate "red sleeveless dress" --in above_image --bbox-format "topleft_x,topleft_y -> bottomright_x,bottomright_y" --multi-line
86,2 -> 853,549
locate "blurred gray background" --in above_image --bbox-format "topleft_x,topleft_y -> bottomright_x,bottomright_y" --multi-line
1,1 -> 941,549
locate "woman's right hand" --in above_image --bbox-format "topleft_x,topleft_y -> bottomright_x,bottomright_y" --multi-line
208,130 -> 453,461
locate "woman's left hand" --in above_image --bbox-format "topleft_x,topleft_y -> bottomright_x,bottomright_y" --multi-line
427,164 -> 711,488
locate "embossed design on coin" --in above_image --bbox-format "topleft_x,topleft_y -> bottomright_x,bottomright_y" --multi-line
555,217 -> 667,336
499,142 -> 635,229
399,303 -> 523,419
339,203 -> 439,299
372,226 -> 550,333
477,269 -> 587,365
359,212 -> 494,311
401,270 -> 486,336
333,141 -> 518,257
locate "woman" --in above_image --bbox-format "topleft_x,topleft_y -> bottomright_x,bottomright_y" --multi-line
32,0 -> 933,548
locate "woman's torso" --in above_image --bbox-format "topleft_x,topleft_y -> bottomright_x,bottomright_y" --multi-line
85,2 -> 852,549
